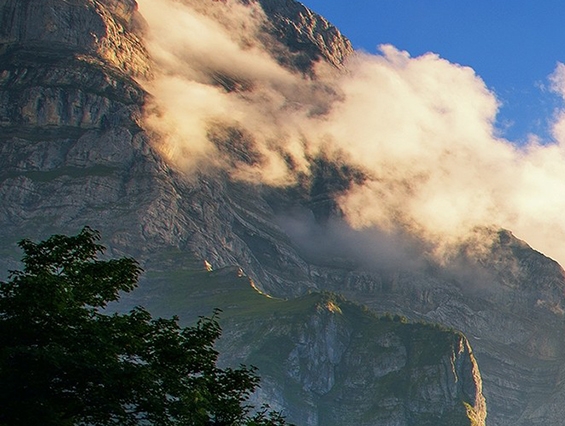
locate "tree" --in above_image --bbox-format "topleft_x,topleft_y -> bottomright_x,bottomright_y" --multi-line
0,227 -> 290,426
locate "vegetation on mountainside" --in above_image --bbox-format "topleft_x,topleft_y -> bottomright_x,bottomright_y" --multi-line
145,262 -> 482,426
0,227 -> 290,426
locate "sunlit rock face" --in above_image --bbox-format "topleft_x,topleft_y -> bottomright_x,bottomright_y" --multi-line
0,0 -> 149,76
2,1 -> 565,425
256,0 -> 353,70
0,0 -> 147,131
0,0 -> 175,264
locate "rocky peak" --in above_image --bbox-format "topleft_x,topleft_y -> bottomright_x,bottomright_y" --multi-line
256,0 -> 353,70
0,0 -> 150,78
99,0 -> 138,24
0,0 -> 149,138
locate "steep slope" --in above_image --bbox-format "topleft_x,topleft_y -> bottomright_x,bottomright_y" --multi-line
143,265 -> 486,426
1,0 -> 565,425
297,227 -> 565,425
0,0 -> 275,279
0,0 -> 153,252
0,0 -> 343,293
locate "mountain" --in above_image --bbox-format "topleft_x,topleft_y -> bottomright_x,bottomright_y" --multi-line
1,0 -> 564,424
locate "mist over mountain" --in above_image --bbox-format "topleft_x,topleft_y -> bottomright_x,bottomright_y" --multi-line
139,0 -> 565,269
2,0 -> 565,424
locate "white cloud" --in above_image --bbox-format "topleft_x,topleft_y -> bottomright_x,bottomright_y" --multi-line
548,62 -> 565,143
137,0 -> 565,267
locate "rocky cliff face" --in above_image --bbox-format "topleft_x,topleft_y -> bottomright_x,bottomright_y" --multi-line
256,0 -> 353,70
0,0 -> 148,134
300,227 -> 565,426
237,299 -> 486,426
160,268 -> 486,426
0,0 -> 211,269
3,0 -> 565,425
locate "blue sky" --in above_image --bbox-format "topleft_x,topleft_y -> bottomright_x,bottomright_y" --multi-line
300,0 -> 565,143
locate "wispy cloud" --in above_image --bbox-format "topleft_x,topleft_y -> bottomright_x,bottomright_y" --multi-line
137,0 -> 565,267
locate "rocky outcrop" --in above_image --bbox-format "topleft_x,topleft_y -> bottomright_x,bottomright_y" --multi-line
256,0 -> 353,70
182,272 -> 486,426
0,0 -> 148,135
0,0 -> 149,76
294,227 -> 565,426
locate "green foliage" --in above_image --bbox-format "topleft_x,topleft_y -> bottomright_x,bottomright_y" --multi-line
0,227 -> 290,426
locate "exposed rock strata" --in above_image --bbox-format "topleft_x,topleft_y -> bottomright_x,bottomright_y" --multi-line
257,0 -> 353,70
181,273 -> 487,426
290,227 -> 565,426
